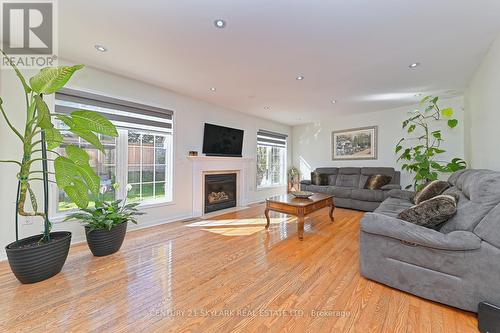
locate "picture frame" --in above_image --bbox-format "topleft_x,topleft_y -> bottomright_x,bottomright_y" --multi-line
331,126 -> 378,160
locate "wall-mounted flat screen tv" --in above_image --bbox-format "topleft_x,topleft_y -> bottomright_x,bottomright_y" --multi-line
202,123 -> 244,157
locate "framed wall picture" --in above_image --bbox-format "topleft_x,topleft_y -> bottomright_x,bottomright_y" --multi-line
331,126 -> 378,160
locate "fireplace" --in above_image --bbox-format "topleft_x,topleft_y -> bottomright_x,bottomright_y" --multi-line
204,173 -> 237,213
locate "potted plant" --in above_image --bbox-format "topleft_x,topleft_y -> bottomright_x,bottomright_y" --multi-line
287,167 -> 300,193
65,183 -> 144,256
1,50 -> 118,283
395,95 -> 467,190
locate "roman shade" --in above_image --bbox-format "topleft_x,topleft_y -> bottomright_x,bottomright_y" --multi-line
257,129 -> 287,148
55,88 -> 173,132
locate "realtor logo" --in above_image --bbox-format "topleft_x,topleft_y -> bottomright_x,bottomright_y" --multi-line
1,0 -> 57,68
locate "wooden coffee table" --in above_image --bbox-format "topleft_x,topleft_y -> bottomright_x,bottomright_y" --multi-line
264,193 -> 334,240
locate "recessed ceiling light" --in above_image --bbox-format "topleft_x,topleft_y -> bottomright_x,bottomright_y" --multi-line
94,44 -> 107,52
331,99 -> 337,104
209,87 -> 216,92
214,19 -> 226,28
296,75 -> 304,80
409,62 -> 420,69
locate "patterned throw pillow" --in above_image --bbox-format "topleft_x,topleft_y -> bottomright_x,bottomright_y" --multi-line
311,172 -> 329,185
364,174 -> 392,190
397,194 -> 458,229
413,180 -> 450,204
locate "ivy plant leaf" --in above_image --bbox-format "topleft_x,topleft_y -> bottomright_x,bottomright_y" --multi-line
395,145 -> 403,154
419,96 -> 431,105
44,127 -> 63,150
35,95 -> 54,129
447,119 -> 458,128
29,64 -> 84,94
441,107 -> 454,118
407,124 -> 416,133
431,96 -> 439,104
64,179 -> 89,209
70,110 -> 118,137
431,130 -> 442,140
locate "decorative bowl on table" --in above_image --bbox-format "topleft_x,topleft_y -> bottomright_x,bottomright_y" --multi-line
291,191 -> 314,199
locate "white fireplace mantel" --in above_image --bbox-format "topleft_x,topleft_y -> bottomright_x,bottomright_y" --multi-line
188,156 -> 254,217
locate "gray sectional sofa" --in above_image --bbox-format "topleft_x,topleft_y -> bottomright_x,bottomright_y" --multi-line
360,169 -> 500,312
300,167 -> 401,212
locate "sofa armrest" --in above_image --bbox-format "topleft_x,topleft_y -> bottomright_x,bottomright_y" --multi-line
387,189 -> 415,201
380,184 -> 401,190
361,213 -> 481,251
300,180 -> 312,185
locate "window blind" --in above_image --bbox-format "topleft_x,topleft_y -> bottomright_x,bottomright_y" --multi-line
55,88 -> 173,132
257,129 -> 287,148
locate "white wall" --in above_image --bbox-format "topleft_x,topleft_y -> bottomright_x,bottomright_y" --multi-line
0,64 -> 291,260
465,32 -> 500,170
292,96 -> 465,188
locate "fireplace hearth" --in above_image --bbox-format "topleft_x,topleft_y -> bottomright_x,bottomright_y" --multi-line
204,173 -> 237,213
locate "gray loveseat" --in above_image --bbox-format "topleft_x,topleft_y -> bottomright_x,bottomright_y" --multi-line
360,169 -> 500,312
300,167 -> 401,212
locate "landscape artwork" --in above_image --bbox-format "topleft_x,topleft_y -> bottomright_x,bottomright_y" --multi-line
332,126 -> 378,160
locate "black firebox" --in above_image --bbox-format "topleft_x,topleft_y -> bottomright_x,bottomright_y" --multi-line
204,173 -> 237,214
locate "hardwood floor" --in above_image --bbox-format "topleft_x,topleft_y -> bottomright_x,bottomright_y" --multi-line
0,205 -> 478,332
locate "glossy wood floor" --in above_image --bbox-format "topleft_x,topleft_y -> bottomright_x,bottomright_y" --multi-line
0,205 -> 478,332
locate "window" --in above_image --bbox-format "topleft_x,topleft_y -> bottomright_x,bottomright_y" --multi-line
256,130 -> 287,188
53,89 -> 173,213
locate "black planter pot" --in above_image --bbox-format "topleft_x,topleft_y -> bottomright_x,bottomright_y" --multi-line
5,231 -> 72,284
85,222 -> 127,257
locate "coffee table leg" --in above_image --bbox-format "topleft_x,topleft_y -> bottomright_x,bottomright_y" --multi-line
329,202 -> 335,222
265,208 -> 270,229
297,216 -> 305,240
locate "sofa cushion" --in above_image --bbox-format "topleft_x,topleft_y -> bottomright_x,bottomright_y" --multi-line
315,167 -> 338,175
336,174 -> 360,188
398,194 -> 458,229
311,172 -> 329,185
364,174 -> 392,190
414,180 -> 450,204
328,174 -> 337,185
351,189 -> 386,202
339,167 -> 361,175
439,170 -> 500,233
330,186 -> 352,198
303,184 -> 331,194
374,197 -> 414,218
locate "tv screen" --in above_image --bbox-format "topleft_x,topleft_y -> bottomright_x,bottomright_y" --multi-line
202,123 -> 244,157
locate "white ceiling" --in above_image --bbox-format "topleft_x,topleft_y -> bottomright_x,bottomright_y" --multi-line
59,0 -> 500,125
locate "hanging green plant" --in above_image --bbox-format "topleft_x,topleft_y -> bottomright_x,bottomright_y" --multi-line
395,96 -> 467,190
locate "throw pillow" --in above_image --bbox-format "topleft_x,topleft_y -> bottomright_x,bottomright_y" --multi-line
413,180 -> 450,204
397,194 -> 458,229
311,172 -> 329,186
364,174 -> 392,190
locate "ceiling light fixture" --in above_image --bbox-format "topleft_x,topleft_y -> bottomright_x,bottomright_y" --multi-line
209,87 -> 216,92
331,99 -> 337,104
94,44 -> 107,52
409,62 -> 420,69
264,106 -> 271,110
296,75 -> 304,80
214,19 -> 226,28
414,93 -> 422,97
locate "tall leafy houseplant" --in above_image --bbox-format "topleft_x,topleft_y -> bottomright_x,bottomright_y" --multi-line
1,50 -> 117,283
395,96 -> 467,190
